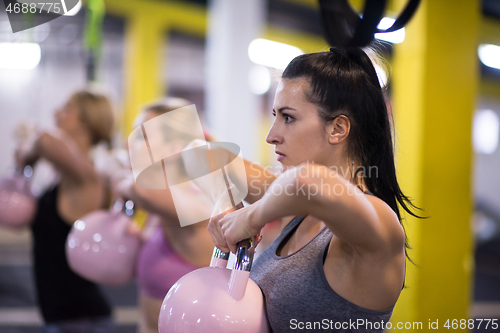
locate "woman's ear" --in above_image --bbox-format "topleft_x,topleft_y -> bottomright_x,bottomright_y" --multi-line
327,115 -> 350,145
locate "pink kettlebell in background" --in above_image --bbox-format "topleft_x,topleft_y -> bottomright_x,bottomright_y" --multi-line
0,166 -> 37,228
158,240 -> 270,333
66,199 -> 141,286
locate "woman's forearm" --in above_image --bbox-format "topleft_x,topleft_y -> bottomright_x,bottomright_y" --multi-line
33,131 -> 97,183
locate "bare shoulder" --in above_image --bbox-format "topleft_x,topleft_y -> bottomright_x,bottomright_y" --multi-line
364,193 -> 406,255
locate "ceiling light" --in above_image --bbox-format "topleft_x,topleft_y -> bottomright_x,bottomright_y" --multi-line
0,43 -> 41,69
248,38 -> 303,70
478,44 -> 500,70
473,109 -> 499,154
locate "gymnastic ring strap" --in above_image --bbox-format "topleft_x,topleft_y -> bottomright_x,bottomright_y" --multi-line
319,0 -> 421,47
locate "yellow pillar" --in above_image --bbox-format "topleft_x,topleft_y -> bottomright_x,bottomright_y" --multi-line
391,0 -> 479,330
122,14 -> 165,135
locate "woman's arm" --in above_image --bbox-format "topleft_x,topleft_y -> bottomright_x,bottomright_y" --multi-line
112,170 -> 212,228
111,170 -> 178,221
210,163 -> 404,254
16,130 -> 98,184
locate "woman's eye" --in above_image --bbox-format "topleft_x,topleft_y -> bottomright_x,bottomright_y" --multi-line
283,114 -> 294,123
272,110 -> 294,123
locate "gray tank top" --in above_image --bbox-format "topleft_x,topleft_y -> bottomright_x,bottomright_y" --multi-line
250,215 -> 395,333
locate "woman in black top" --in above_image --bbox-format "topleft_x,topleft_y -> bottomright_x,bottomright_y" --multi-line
16,90 -> 115,333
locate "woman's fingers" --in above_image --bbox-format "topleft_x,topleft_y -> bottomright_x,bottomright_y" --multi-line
253,233 -> 263,249
209,204 -> 263,254
208,213 -> 231,253
219,212 -> 243,253
211,205 -> 262,254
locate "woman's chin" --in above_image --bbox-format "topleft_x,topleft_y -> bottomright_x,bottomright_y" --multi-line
280,164 -> 295,172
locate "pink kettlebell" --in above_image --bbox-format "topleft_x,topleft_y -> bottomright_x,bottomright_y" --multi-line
158,240 -> 270,333
66,199 -> 141,286
0,166 -> 37,228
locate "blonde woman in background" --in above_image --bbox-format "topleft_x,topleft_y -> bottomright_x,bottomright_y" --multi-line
15,90 -> 115,333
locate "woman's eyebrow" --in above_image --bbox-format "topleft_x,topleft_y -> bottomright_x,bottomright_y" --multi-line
273,107 -> 297,113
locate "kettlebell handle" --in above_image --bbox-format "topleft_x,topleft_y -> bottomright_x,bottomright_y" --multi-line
210,247 -> 230,268
233,239 -> 254,272
113,198 -> 135,217
227,239 -> 255,301
210,239 -> 255,270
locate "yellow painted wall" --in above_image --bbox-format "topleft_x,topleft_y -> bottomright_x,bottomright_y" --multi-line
391,0 -> 479,330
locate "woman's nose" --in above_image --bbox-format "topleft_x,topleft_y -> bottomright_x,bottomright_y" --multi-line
54,107 -> 64,117
265,122 -> 283,145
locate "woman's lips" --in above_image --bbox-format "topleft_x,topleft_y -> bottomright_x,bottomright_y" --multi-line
275,151 -> 285,161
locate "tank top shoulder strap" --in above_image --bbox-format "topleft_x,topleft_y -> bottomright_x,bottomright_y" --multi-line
269,216 -> 307,251
281,216 -> 306,237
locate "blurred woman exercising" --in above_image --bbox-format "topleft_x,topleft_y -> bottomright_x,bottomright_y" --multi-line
16,90 -> 115,333
112,98 -> 215,333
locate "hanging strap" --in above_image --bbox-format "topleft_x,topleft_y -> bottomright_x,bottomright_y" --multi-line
83,0 -> 106,82
376,0 -> 421,33
319,0 -> 421,47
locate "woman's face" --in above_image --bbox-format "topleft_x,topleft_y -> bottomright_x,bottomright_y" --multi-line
131,110 -> 184,155
54,98 -> 82,133
266,78 -> 333,169
133,109 -> 155,128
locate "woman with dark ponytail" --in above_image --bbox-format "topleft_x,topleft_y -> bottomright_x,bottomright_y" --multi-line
208,47 -> 421,332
